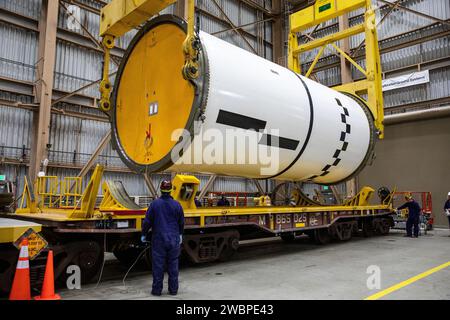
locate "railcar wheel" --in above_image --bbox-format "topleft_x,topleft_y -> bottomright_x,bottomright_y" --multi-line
218,234 -> 239,261
113,246 -> 144,267
314,228 -> 331,245
280,233 -> 296,243
374,218 -> 390,235
330,222 -> 353,241
362,219 -> 375,237
56,241 -> 104,285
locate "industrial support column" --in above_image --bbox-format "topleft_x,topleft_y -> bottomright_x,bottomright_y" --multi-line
272,0 -> 284,66
30,0 -> 59,181
339,13 -> 357,198
175,0 -> 188,19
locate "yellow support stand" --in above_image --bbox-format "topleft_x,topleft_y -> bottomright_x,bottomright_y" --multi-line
254,195 -> 272,207
16,176 -> 38,214
99,181 -> 142,211
69,165 -> 104,219
171,175 -> 200,210
99,182 -> 128,211
343,186 -> 375,206
288,0 -> 385,138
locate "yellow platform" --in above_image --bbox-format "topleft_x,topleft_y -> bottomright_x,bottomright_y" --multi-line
0,218 -> 42,244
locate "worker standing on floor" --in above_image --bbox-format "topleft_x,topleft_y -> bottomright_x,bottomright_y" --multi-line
396,193 -> 422,238
444,192 -> 450,233
141,180 -> 184,296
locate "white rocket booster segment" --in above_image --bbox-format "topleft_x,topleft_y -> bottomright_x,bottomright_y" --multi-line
111,15 -> 375,184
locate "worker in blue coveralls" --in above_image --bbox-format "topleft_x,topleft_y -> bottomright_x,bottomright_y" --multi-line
217,194 -> 230,207
141,180 -> 184,296
445,192 -> 450,233
396,193 -> 422,238
194,196 -> 202,208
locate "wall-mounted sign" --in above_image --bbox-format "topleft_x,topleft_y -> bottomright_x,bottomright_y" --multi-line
382,70 -> 430,92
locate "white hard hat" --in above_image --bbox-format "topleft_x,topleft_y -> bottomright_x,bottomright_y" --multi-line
448,192 -> 450,196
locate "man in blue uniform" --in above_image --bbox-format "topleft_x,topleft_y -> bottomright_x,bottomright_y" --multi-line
217,194 -> 230,207
141,180 -> 184,296
397,193 -> 421,238
444,192 -> 450,231
194,196 -> 202,208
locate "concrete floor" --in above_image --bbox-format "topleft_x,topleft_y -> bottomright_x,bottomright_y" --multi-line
59,228 -> 450,300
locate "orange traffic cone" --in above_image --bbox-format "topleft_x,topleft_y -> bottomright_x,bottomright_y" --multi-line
34,250 -> 61,300
9,239 -> 31,300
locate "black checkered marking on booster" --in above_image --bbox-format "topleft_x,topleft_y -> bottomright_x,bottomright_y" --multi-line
308,98 -> 351,180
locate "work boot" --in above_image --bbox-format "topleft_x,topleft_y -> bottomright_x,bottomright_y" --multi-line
151,291 -> 161,297
169,291 -> 178,296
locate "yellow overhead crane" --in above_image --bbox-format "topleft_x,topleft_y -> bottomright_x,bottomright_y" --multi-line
0,0 -> 395,286
98,0 -> 199,113
289,0 -> 384,138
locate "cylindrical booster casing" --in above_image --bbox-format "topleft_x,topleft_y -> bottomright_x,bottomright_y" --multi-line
111,16 -> 375,184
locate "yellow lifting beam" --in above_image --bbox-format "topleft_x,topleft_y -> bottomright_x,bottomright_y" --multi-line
98,0 -> 199,114
99,0 -> 177,37
288,0 -> 385,138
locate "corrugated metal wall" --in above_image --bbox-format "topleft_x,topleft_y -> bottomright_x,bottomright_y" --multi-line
0,21 -> 38,82
197,0 -> 273,59
0,92 -> 33,161
0,0 -> 42,19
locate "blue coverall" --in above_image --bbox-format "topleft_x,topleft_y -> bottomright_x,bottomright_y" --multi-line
398,200 -> 421,237
445,200 -> 450,227
142,194 -> 184,295
217,197 -> 230,206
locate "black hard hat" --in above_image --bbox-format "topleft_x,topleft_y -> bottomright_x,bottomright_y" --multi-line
160,180 -> 173,193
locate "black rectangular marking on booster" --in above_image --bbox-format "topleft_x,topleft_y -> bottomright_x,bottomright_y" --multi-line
216,110 -> 267,131
259,134 -> 300,151
346,124 -> 351,134
342,142 -> 349,151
